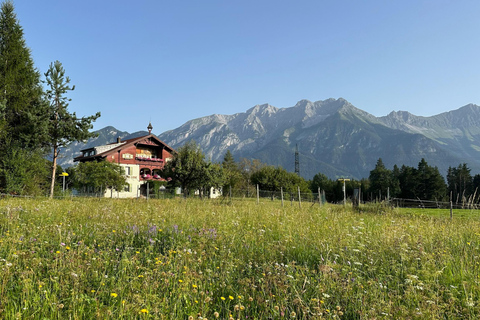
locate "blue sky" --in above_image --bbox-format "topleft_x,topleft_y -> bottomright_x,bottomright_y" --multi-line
13,0 -> 480,134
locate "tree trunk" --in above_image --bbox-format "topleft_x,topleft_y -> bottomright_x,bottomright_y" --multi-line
49,145 -> 57,198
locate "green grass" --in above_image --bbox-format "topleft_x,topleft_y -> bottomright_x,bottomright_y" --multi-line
0,198 -> 480,319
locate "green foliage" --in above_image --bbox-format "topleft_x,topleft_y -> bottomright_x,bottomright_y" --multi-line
0,147 -> 50,195
44,60 -> 100,197
416,158 -> 447,201
0,1 -> 51,195
222,150 -> 242,190
368,158 -> 392,198
447,163 -> 473,201
0,1 -> 47,149
251,165 -> 310,194
70,160 -> 126,194
164,140 -> 224,197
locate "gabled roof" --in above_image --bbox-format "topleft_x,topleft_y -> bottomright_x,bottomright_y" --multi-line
74,134 -> 176,162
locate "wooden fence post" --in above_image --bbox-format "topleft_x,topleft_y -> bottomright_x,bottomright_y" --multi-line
281,187 -> 284,207
318,187 -> 321,207
298,186 -> 301,208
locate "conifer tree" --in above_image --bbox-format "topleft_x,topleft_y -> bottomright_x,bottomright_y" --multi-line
0,0 -> 46,147
44,60 -> 100,198
0,1 -> 48,194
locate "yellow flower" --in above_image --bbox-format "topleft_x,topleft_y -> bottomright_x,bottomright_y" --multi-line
91,290 -> 95,293
56,251 -> 60,254
238,295 -> 242,299
112,230 -> 116,233
66,246 -> 70,250
221,297 -> 226,301
111,293 -> 118,298
140,309 -> 148,313
192,284 -> 197,288
178,279 -> 183,283
229,295 -> 234,300
138,275 -> 144,278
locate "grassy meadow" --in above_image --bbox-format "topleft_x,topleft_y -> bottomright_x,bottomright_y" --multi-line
0,197 -> 479,319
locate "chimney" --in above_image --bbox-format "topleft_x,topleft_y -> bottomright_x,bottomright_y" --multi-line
117,137 -> 121,143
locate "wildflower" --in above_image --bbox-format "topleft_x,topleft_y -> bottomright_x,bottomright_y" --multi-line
138,275 -> 144,278
188,316 -> 194,320
140,309 -> 148,314
178,279 -> 183,283
238,295 -> 242,299
290,311 -> 296,317
229,295 -> 234,300
111,293 -> 118,298
221,297 -> 226,301
214,312 -> 220,318
192,284 -> 197,288
112,230 -> 116,233
249,297 -> 254,302
66,246 -> 70,250
91,290 -> 95,293
56,251 -> 60,254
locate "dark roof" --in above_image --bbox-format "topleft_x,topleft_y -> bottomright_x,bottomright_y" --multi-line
74,134 -> 176,162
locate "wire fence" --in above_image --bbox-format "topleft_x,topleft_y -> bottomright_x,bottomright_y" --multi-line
2,188 -> 480,213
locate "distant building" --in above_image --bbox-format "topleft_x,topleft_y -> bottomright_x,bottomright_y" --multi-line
74,123 -> 175,198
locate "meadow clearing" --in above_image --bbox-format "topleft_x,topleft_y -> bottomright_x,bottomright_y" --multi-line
0,197 -> 479,319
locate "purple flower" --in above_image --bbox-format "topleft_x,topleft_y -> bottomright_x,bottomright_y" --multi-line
148,225 -> 157,234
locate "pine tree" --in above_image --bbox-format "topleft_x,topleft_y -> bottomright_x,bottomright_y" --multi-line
368,158 -> 392,200
0,1 -> 49,194
44,60 -> 100,198
0,0 -> 46,148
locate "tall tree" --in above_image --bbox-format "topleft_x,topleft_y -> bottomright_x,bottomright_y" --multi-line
368,158 -> 392,200
222,150 -> 241,192
447,163 -> 473,201
44,61 -> 100,198
0,1 -> 46,147
0,1 -> 49,194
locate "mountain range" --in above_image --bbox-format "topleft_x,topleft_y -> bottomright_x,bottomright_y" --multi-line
58,98 -> 480,179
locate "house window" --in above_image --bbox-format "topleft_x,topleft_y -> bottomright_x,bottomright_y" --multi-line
124,184 -> 130,192
125,166 -> 131,175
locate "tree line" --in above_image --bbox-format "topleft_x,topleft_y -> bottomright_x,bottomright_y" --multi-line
165,143 -> 480,204
0,1 -> 99,197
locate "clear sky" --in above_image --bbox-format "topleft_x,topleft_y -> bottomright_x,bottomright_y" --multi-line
13,0 -> 480,134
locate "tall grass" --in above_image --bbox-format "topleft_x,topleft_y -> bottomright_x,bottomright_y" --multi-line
0,198 -> 479,319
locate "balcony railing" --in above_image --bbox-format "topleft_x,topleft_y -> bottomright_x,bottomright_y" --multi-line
136,157 -> 163,162
140,174 -> 169,181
